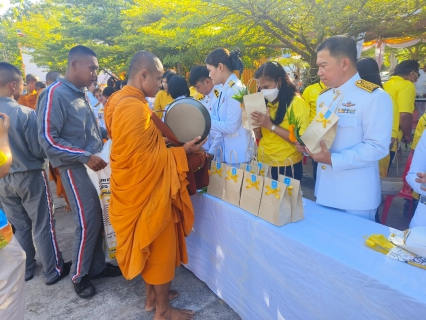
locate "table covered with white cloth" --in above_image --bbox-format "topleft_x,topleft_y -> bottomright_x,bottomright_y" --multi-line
184,194 -> 426,320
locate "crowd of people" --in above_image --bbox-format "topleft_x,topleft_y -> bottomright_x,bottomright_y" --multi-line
0,34 -> 426,320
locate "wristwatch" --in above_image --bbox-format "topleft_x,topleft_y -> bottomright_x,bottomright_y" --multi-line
270,125 -> 276,133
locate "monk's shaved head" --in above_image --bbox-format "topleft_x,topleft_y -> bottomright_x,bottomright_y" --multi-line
0,62 -> 22,87
128,51 -> 163,80
25,74 -> 39,83
46,71 -> 61,85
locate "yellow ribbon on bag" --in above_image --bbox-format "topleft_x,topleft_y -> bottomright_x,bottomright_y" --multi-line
226,170 -> 238,182
211,167 -> 222,177
287,185 -> 294,196
364,234 -> 395,255
265,185 -> 280,199
316,112 -> 330,128
246,179 -> 260,190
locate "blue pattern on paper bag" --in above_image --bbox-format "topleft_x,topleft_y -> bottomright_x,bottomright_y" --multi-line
258,163 -> 263,169
271,180 -> 278,190
324,110 -> 332,119
217,163 -> 221,169
232,167 -> 237,175
284,177 -> 291,186
251,174 -> 257,183
246,164 -> 251,172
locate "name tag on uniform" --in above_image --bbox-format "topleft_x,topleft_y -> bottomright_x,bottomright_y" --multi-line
337,108 -> 356,114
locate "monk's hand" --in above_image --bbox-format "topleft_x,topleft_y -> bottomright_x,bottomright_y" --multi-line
0,113 -> 10,135
87,155 -> 107,172
305,141 -> 332,165
183,136 -> 205,154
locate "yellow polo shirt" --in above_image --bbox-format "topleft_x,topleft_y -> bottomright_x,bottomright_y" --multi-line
153,90 -> 173,118
383,76 -> 416,141
259,95 -> 310,166
302,82 -> 326,123
412,112 -> 426,150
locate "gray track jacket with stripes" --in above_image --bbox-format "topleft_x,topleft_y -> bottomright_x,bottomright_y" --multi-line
0,97 -> 46,173
37,78 -> 104,172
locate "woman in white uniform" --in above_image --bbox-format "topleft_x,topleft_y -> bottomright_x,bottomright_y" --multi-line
406,130 -> 426,227
205,48 -> 254,164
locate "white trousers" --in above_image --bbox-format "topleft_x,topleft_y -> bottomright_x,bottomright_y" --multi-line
410,202 -> 426,228
0,236 -> 26,320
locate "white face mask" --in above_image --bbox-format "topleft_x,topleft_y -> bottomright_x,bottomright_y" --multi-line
261,88 -> 279,102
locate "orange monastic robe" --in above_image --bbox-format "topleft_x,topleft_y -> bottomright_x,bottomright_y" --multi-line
106,85 -> 194,282
17,91 -> 38,110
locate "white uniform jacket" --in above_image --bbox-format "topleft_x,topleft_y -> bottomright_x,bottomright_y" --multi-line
315,73 -> 393,210
208,73 -> 254,164
199,85 -> 221,152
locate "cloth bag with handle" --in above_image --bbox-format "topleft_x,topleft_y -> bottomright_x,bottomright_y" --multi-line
300,97 -> 342,154
278,158 -> 304,223
207,147 -> 227,199
240,164 -> 264,216
241,79 -> 267,130
258,163 -> 292,226
222,151 -> 245,207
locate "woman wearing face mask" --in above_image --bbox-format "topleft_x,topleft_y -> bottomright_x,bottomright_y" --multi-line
251,62 -> 309,181
205,48 -> 255,164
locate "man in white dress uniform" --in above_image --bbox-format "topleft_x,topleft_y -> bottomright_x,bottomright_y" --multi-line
297,35 -> 393,220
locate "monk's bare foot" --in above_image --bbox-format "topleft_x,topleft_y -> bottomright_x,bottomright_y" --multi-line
154,307 -> 194,320
64,205 -> 71,211
145,290 -> 180,312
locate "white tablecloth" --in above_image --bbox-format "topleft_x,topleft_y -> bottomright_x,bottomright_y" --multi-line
185,194 -> 426,320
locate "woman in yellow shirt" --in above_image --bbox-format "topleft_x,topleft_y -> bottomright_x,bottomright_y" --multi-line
251,62 -> 310,181
153,70 -> 175,117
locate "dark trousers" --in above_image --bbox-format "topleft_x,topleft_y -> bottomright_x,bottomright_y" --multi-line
312,159 -> 318,181
388,151 -> 396,171
270,161 -> 303,181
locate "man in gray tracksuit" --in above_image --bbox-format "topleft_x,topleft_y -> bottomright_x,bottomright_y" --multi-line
37,45 -> 121,299
0,62 -> 71,285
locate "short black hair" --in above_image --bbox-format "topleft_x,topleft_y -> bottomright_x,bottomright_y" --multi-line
394,60 -> 420,76
102,86 -> 115,98
46,71 -> 61,83
189,66 -> 209,86
114,80 -> 122,91
316,35 -> 357,66
68,45 -> 97,62
357,58 -> 383,88
0,62 -> 22,87
35,81 -> 46,89
107,77 -> 116,87
168,75 -> 190,99
205,48 -> 244,75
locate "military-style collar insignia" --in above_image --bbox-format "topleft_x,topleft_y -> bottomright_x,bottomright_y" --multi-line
196,94 -> 204,101
319,87 -> 331,95
342,101 -> 355,107
214,89 -> 220,98
229,80 -> 235,87
355,80 -> 380,93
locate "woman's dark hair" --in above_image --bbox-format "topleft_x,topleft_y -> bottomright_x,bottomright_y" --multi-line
394,60 -> 420,76
114,80 -> 122,91
107,77 -> 116,88
162,69 -> 176,80
205,48 -> 244,76
254,61 -> 297,126
165,70 -> 177,83
357,58 -> 383,88
102,86 -> 115,98
168,75 -> 190,99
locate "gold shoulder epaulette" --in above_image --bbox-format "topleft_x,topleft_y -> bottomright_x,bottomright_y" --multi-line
196,94 -> 204,101
214,89 -> 220,98
355,80 -> 380,93
319,87 -> 331,95
229,80 -> 235,87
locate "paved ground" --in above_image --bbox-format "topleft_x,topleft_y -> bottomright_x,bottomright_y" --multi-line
25,150 -> 412,319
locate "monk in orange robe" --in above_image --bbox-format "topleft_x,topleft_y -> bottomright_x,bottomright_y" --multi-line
17,74 -> 39,110
106,51 -> 203,320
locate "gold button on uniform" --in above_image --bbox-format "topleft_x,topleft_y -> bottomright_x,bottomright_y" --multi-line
321,165 -> 326,170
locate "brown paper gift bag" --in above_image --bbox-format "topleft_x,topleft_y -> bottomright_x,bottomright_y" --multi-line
258,167 -> 292,227
250,147 -> 270,178
222,151 -> 244,207
240,171 -> 264,216
240,148 -> 259,174
278,159 -> 304,223
242,79 -> 267,130
207,147 -> 227,199
300,104 -> 340,154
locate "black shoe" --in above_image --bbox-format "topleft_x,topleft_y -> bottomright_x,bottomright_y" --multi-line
46,261 -> 72,286
73,275 -> 95,299
25,275 -> 34,282
90,262 -> 122,280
